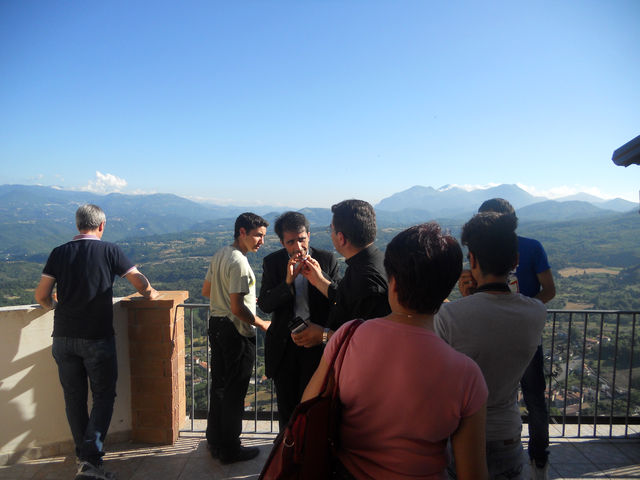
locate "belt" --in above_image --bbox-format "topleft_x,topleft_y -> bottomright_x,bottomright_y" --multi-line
486,436 -> 521,447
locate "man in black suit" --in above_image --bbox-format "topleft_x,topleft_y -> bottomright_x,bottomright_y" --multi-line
258,211 -> 339,430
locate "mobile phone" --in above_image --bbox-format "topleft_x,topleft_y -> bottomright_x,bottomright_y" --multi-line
288,316 -> 308,334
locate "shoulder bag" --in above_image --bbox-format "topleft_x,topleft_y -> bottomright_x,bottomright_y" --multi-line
259,319 -> 364,480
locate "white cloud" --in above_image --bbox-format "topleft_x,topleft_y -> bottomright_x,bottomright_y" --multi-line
82,171 -> 127,194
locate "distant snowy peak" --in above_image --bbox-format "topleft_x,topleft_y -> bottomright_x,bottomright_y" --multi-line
375,184 -> 635,215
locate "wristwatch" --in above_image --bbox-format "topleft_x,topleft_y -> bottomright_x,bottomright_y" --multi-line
322,328 -> 329,345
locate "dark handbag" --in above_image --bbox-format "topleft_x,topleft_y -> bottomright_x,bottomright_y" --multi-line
259,319 -> 364,480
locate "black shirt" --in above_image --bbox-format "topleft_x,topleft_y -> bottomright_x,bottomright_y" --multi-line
326,244 -> 390,330
43,235 -> 135,339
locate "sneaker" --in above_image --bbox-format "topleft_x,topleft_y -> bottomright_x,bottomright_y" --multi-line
75,460 -> 117,480
219,445 -> 260,464
530,459 -> 548,480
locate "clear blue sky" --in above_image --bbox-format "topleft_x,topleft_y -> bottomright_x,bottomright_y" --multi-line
1,1 -> 638,207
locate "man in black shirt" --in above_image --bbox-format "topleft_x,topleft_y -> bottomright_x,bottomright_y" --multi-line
35,204 -> 158,480
292,199 -> 390,348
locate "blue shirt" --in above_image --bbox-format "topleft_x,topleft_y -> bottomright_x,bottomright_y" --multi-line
516,235 -> 551,298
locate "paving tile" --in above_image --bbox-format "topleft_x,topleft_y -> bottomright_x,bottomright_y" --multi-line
176,456 -> 226,480
596,463 -> 640,479
549,442 -> 591,464
128,455 -> 189,480
550,462 -> 610,479
104,457 -> 145,479
547,463 -> 564,480
0,456 -> 72,479
0,463 -> 39,479
611,441 -> 640,463
2,430 -> 638,480
574,441 -> 636,466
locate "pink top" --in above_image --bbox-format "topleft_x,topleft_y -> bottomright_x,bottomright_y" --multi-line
325,318 -> 488,480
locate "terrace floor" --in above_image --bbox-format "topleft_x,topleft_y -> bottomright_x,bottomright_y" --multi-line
1,423 -> 638,480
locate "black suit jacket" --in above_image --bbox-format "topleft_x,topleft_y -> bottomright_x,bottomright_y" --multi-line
258,247 -> 339,379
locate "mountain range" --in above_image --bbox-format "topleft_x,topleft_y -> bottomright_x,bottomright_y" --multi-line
375,184 -> 634,215
0,183 -> 636,257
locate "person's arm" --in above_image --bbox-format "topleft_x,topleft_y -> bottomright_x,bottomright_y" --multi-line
451,403 -> 488,480
458,269 -> 477,297
201,280 -> 211,298
35,275 -> 57,310
124,267 -> 159,299
257,257 -> 294,313
301,256 -> 332,298
291,322 -> 328,347
349,291 -> 390,321
301,355 -> 331,401
433,311 -> 451,343
230,292 -> 271,332
535,269 -> 556,304
291,254 -> 341,348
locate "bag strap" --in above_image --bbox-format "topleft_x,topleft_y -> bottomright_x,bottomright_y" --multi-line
319,319 -> 364,395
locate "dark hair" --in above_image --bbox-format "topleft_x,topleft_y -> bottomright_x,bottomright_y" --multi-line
76,204 -> 106,231
461,212 -> 518,276
384,222 -> 462,314
274,211 -> 309,241
478,198 -> 518,228
234,212 -> 269,238
331,199 -> 376,248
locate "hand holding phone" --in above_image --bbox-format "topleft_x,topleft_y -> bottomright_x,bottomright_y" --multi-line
288,316 -> 308,334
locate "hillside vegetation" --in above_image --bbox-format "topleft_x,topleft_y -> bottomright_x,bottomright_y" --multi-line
3,211 -> 639,313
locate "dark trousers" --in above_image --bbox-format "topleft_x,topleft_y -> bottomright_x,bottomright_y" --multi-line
272,343 -> 323,431
52,336 -> 118,466
520,344 -> 549,465
206,316 -> 256,455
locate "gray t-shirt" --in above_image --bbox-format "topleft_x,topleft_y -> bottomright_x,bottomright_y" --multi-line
205,245 -> 256,338
434,292 -> 546,441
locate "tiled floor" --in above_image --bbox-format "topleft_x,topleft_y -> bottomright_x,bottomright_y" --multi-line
1,423 -> 638,479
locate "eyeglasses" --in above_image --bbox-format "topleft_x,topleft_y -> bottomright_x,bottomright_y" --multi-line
325,224 -> 335,235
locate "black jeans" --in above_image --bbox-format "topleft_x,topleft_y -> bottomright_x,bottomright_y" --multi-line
52,336 -> 118,466
520,344 -> 549,465
205,316 -> 256,455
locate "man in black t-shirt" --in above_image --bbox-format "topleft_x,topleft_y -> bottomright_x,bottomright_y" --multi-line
35,204 -> 158,480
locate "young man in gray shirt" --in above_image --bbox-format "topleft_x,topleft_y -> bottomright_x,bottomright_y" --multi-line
435,212 -> 546,480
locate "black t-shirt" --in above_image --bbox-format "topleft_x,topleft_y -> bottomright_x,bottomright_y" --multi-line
43,236 -> 134,339
326,244 -> 391,330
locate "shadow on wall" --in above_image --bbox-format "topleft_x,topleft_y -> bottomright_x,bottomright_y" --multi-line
0,307 -> 72,464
